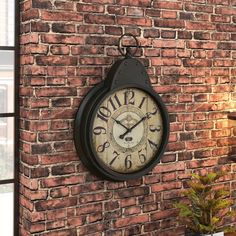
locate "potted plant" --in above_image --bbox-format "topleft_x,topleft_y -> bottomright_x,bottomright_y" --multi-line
174,171 -> 235,236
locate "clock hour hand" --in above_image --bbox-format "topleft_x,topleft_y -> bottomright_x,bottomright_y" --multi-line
111,117 -> 129,130
119,116 -> 147,139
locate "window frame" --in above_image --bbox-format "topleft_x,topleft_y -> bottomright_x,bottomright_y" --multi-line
0,1 -> 19,235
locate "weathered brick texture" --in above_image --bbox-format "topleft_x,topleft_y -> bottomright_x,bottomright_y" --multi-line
20,0 -> 236,235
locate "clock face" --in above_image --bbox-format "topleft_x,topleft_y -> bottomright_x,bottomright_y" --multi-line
91,88 -> 163,174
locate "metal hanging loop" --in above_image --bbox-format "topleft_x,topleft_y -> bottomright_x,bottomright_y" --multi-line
118,33 -> 139,58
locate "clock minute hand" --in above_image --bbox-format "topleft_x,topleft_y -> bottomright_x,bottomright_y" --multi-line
112,118 -> 129,130
119,116 -> 147,139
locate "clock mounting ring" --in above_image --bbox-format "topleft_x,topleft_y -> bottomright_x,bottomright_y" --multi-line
118,33 -> 139,57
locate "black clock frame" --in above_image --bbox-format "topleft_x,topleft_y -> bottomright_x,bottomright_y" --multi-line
74,57 -> 170,181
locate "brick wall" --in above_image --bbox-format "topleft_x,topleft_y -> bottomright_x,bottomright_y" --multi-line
19,0 -> 236,235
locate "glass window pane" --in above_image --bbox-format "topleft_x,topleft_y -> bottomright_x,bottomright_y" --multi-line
0,184 -> 13,236
0,0 -> 14,46
0,117 -> 14,180
0,50 -> 14,113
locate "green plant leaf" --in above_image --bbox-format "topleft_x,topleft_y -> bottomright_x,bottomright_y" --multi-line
174,171 -> 235,234
214,189 -> 229,199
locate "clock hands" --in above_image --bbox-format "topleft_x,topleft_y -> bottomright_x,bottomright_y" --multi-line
111,117 -> 129,130
119,107 -> 158,140
119,116 -> 147,139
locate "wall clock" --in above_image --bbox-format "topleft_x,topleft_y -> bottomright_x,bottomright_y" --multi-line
74,34 -> 169,181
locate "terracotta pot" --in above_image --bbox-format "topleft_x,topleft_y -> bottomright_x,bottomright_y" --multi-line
186,232 -> 224,236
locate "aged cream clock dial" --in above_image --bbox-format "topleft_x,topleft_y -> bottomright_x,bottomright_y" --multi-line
92,88 -> 163,173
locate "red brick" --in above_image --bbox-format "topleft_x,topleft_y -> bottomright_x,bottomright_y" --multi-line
46,209 -> 67,221
186,21 -> 215,30
144,29 -> 160,38
28,222 -> 45,233
35,87 -> 77,97
31,22 -> 50,32
207,0 -> 229,4
153,39 -> 185,48
86,36 -> 117,45
107,6 -> 125,15
78,222 -> 104,235
84,14 -> 115,24
187,159 -> 218,169
82,0 -> 113,3
124,206 -> 141,216
114,215 -> 149,228
144,221 -> 160,232
154,19 -> 185,28
78,25 -> 104,34
41,109 -> 75,120
146,9 -> 161,17
79,192 -> 112,204
185,3 -> 213,13
211,15 -> 230,23
41,175 -> 84,188
52,23 -> 75,33
54,1 -> 74,11
105,26 -> 123,35
151,58 -> 181,66
40,153 -> 77,165
71,182 -> 104,195
72,46 -> 104,55
154,1 -> 183,10
215,6 -> 236,15
117,16 -> 152,26
50,187 -> 70,198
153,162 -> 185,173
187,41 -> 216,49
151,209 -> 178,221
77,3 -> 104,13
39,229 -> 77,236
32,0 -> 52,9
46,220 -> 65,230
116,0 -> 151,6
183,59 -> 212,67
127,7 -> 144,16
186,140 -> 216,150
41,10 -> 82,21
218,42 -> 236,50
162,10 -> 177,19
35,197 -> 77,211
77,203 -> 102,215
36,56 -> 77,66
22,9 -> 39,21
23,188 -> 48,201
41,34 -> 84,44
80,57 -> 112,65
